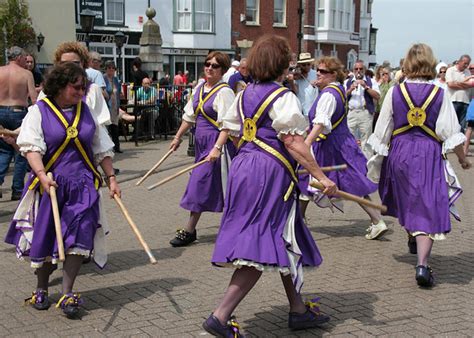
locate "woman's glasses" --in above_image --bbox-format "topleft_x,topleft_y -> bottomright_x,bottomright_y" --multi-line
205,62 -> 221,69
317,68 -> 332,74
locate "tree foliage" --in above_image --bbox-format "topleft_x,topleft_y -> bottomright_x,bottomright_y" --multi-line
0,0 -> 36,64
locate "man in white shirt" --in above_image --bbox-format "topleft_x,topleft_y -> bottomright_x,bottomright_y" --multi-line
446,54 -> 474,130
294,52 -> 318,121
222,60 -> 240,83
86,51 -> 108,100
344,60 -> 380,159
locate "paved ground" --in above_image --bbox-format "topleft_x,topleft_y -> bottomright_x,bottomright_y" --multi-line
1,138 -> 473,337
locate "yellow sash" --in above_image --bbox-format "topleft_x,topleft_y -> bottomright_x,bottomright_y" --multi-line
28,98 -> 102,191
238,86 -> 297,201
392,83 -> 440,142
194,83 -> 229,129
315,85 -> 347,142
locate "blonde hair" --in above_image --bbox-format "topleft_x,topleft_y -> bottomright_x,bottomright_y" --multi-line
53,42 -> 90,68
402,43 -> 437,80
316,56 -> 346,83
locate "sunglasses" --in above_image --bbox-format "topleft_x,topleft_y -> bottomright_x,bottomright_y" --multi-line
382,73 -> 389,75
205,62 -> 221,69
354,67 -> 364,70
439,71 -> 446,74
317,68 -> 332,74
69,83 -> 86,91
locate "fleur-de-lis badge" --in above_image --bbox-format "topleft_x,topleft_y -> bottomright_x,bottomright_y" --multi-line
407,107 -> 426,127
66,126 -> 78,139
242,118 -> 257,142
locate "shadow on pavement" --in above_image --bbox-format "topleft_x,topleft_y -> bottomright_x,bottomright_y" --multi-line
308,218 -> 394,239
243,291 -> 396,336
392,252 -> 474,286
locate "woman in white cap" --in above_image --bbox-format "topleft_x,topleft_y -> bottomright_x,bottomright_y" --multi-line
222,60 -> 240,82
433,62 -> 448,90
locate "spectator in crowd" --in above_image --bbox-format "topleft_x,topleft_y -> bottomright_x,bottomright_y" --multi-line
446,54 -> 474,130
173,71 -> 184,85
86,51 -> 107,99
159,73 -> 171,86
131,57 -> 149,90
25,54 -> 44,94
182,70 -> 189,85
463,64 -> 474,155
222,60 -> 240,82
294,52 -> 318,120
136,77 -> 157,104
344,60 -> 380,159
374,67 -> 392,129
104,61 -> 122,153
433,62 -> 448,90
227,58 -> 253,93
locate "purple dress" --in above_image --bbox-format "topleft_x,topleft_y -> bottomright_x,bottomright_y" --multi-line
180,82 -> 236,213
212,82 -> 322,292
308,84 -> 377,201
379,83 -> 451,234
5,99 -> 102,267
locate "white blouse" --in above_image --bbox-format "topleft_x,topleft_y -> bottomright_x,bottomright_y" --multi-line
311,82 -> 340,135
222,84 -> 307,139
17,104 -> 115,165
182,82 -> 236,126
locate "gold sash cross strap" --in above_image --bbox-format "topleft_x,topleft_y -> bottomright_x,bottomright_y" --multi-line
392,83 -> 440,142
315,85 -> 347,142
28,98 -> 102,191
238,86 -> 297,201
193,82 -> 230,129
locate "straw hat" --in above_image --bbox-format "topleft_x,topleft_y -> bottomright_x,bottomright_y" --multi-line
297,52 -> 314,64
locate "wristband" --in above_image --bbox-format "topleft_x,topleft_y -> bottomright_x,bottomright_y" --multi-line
107,174 -> 116,179
214,143 -> 223,151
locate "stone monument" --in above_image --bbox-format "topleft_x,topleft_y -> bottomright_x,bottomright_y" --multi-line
139,7 -> 163,80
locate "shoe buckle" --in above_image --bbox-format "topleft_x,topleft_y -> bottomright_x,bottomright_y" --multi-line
305,297 -> 322,314
228,316 -> 241,337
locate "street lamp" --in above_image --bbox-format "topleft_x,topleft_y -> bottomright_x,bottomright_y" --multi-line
36,33 -> 45,52
79,9 -> 96,49
114,31 -> 126,80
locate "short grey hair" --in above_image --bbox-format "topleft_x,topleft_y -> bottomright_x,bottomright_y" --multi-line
7,46 -> 25,61
89,51 -> 101,61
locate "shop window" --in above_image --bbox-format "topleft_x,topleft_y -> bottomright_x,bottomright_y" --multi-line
175,0 -> 215,33
107,0 -> 124,25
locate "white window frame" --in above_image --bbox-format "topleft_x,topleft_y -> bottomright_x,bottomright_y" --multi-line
273,0 -> 286,27
316,0 -> 326,28
246,0 -> 260,25
106,0 -> 124,25
174,0 -> 214,33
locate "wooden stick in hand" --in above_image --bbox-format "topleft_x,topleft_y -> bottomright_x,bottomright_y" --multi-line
136,149 -> 174,186
0,127 -> 19,137
47,173 -> 65,262
309,180 -> 387,212
113,194 -> 157,264
297,164 -> 348,175
147,159 -> 207,191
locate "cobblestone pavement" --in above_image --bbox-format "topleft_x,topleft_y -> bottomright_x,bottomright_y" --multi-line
1,139 -> 473,337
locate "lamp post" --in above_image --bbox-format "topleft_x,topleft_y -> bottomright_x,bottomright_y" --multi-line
79,9 -> 96,49
36,33 -> 45,52
114,31 -> 126,81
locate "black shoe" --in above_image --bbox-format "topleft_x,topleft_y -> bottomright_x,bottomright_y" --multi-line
25,290 -> 50,310
203,314 -> 242,337
11,190 -> 22,201
415,265 -> 434,287
289,298 -> 330,330
408,235 -> 417,255
170,229 -> 197,247
114,168 -> 120,175
56,293 -> 83,319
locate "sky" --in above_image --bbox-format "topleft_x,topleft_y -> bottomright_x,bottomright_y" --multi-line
372,0 -> 474,67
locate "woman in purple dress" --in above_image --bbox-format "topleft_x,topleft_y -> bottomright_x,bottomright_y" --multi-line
302,56 -> 387,240
368,43 -> 471,287
201,35 -> 337,336
168,52 -> 236,247
4,63 -> 120,317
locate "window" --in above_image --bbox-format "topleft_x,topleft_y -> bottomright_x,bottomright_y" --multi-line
246,0 -> 259,24
107,0 -> 124,24
273,0 -> 286,26
175,0 -> 214,32
316,0 -> 325,28
329,0 -> 351,31
360,28 -> 369,51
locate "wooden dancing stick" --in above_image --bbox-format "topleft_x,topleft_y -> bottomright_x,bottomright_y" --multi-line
297,164 -> 348,175
136,149 -> 174,186
0,127 -> 19,137
113,194 -> 157,264
147,159 -> 207,191
47,173 -> 65,262
309,180 -> 387,213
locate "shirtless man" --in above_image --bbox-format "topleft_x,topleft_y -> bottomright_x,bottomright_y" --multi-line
0,46 -> 37,200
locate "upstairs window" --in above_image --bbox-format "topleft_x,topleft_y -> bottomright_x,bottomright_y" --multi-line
273,0 -> 286,26
175,0 -> 215,33
246,0 -> 259,25
107,0 -> 124,25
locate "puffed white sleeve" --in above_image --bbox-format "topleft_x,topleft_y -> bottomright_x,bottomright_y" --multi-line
91,108 -> 115,165
367,86 -> 395,156
221,91 -> 242,136
269,91 -> 307,139
436,90 -> 466,154
17,105 -> 46,156
87,84 -> 111,126
312,92 -> 337,134
182,94 -> 196,123
214,87 -> 236,127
